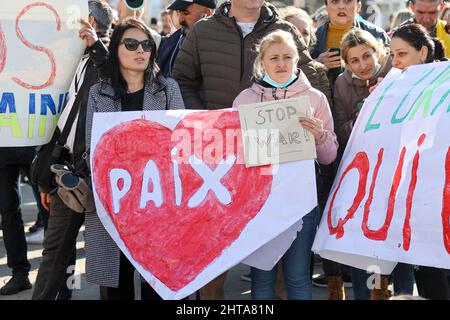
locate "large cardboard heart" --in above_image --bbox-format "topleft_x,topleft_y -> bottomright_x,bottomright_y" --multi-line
92,110 -> 273,291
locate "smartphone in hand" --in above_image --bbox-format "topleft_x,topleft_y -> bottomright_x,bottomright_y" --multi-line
329,47 -> 341,56
328,47 -> 343,78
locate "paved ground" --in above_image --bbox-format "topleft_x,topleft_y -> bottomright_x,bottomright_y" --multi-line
0,183 -> 345,300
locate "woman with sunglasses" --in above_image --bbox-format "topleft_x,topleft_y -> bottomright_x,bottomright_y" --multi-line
85,18 -> 184,300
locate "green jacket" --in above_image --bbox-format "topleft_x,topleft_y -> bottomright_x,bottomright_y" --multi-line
173,1 -> 331,110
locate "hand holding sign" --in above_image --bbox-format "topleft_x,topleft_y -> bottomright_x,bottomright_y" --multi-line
299,116 -> 324,141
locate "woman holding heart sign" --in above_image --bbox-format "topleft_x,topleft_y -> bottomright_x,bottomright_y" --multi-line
84,18 -> 185,300
233,30 -> 338,300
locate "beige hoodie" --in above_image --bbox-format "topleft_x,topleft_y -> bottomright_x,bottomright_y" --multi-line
232,71 -> 338,165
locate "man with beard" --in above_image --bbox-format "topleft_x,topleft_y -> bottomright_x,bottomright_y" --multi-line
157,0 -> 216,77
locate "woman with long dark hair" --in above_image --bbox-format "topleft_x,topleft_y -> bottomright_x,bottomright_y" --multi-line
85,18 -> 184,300
389,23 -> 449,300
390,23 -> 447,68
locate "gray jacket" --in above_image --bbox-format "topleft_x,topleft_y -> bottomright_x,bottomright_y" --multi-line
84,74 -> 184,288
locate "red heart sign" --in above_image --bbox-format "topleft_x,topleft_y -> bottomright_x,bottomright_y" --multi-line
92,110 -> 273,291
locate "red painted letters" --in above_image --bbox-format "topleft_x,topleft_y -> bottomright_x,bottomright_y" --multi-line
328,152 -> 369,239
403,134 -> 425,250
12,2 -> 61,89
0,23 -> 6,74
362,147 -> 406,240
331,134 -> 450,255
442,147 -> 450,254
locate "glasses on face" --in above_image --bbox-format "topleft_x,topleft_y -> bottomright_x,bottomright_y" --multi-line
120,38 -> 153,52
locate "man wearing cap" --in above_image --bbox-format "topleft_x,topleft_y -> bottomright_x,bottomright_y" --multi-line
157,0 -> 216,77
172,0 -> 331,300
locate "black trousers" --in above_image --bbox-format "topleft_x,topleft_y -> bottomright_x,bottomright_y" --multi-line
99,252 -> 162,300
32,194 -> 84,300
415,266 -> 450,300
0,166 -> 31,276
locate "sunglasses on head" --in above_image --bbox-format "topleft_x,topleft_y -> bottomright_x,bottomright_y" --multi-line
120,38 -> 153,52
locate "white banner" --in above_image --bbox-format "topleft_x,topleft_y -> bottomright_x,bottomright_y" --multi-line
90,109 -> 317,299
313,61 -> 450,273
0,0 -> 88,146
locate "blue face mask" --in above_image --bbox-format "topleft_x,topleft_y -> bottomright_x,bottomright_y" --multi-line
262,73 -> 297,89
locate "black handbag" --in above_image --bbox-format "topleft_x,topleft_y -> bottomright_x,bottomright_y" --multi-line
30,95 -> 82,192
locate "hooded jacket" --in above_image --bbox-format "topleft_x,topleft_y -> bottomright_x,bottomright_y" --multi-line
233,71 -> 338,165
172,1 -> 331,110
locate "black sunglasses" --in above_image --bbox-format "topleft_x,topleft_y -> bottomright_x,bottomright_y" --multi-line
120,38 -> 153,52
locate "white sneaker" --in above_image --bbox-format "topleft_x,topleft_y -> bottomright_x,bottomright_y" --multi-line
26,228 -> 44,245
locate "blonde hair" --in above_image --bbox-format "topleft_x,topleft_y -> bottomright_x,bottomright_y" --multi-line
391,9 -> 414,30
253,30 -> 299,80
279,6 -> 313,25
279,6 -> 317,48
340,29 -> 387,64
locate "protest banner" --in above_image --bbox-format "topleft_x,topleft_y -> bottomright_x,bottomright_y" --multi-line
0,0 -> 87,146
313,61 -> 450,273
238,97 -> 316,167
90,109 -> 317,299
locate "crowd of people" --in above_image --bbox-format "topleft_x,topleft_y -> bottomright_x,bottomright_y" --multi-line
0,0 -> 449,300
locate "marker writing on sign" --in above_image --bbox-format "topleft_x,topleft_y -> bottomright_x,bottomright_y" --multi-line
327,134 -> 450,254
364,66 -> 450,132
13,2 -> 61,89
0,91 -> 67,138
0,23 -> 6,74
0,3 -> 61,89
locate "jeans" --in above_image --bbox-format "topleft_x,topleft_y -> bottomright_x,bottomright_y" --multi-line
392,263 -> 414,295
351,263 -> 415,300
0,166 -> 31,276
251,206 -> 320,300
32,194 -> 84,300
350,267 -> 371,300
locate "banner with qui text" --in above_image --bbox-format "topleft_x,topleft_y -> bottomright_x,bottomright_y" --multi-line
0,0 -> 88,146
313,61 -> 450,273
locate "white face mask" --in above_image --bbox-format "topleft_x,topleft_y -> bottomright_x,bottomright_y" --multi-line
352,63 -> 382,80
